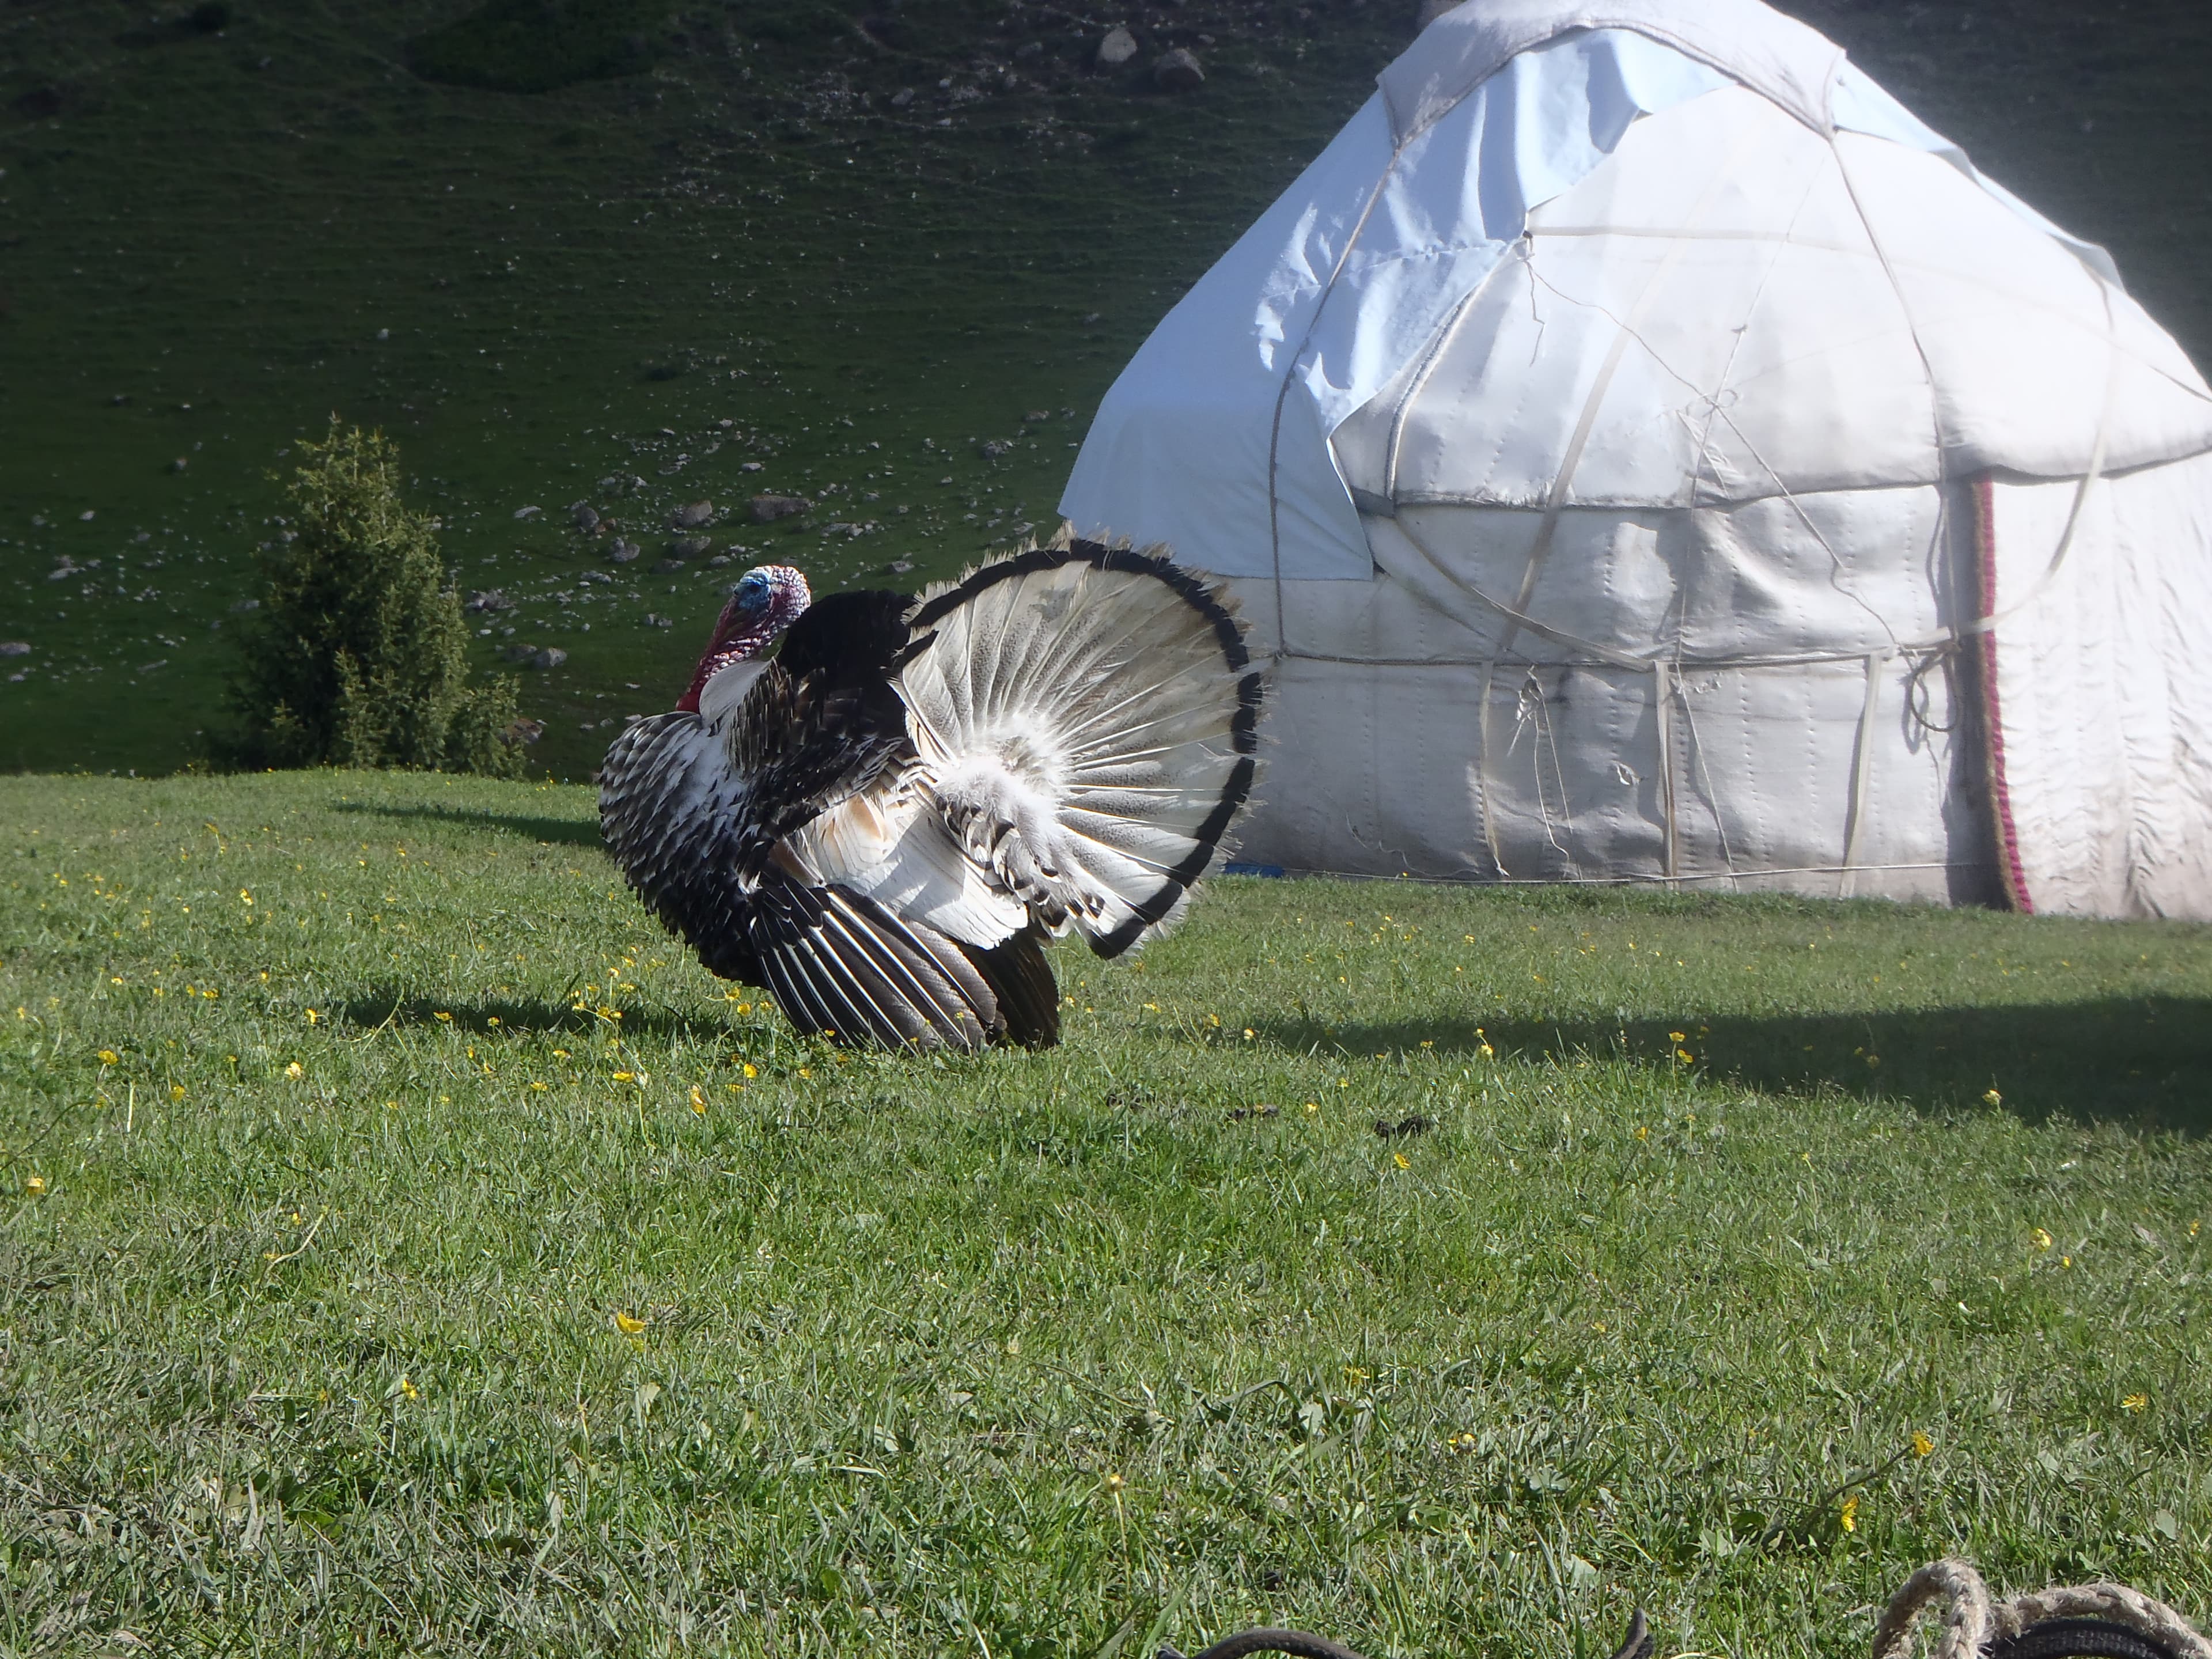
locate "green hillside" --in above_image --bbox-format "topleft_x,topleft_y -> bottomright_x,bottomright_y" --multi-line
4,770 -> 2212,1649
4,0 -> 2211,782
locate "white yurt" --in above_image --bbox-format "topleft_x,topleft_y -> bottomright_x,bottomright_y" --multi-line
1060,0 -> 2212,917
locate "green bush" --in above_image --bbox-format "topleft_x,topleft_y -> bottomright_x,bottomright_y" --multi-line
221,421 -> 527,778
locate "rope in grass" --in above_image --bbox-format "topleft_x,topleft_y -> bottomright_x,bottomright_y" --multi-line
1876,1559 -> 2212,1659
1157,1560 -> 2211,1659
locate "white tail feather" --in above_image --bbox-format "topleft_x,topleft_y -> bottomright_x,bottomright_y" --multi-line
896,544 -> 1261,956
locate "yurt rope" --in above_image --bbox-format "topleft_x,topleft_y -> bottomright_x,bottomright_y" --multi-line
1151,1560 -> 2210,1659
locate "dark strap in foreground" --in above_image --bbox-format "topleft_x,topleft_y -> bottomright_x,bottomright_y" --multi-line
1991,1620 -> 2195,1659
1159,1607 -> 1652,1659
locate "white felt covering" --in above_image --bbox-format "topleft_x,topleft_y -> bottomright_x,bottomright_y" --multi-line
1059,0 -> 2212,917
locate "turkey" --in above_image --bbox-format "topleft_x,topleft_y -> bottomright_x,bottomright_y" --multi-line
598,535 -> 1264,1050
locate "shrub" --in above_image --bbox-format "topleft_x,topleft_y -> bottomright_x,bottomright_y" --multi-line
221,421 -> 526,778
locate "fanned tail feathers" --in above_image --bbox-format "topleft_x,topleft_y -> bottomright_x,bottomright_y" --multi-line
896,537 -> 1263,958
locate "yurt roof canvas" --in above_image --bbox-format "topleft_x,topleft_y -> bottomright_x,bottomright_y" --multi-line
1060,0 -> 2212,580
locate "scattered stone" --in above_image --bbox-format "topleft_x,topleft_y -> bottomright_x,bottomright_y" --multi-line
376,327 -> 389,341
707,554 -> 733,567
529,647 -> 567,670
741,460 -> 764,473
643,613 -> 675,629
891,86 -> 915,108
47,559 -> 77,581
499,644 -> 536,663
751,494 -> 809,522
980,438 -> 1012,458
890,560 -> 914,574
671,535 -> 714,558
501,718 -> 545,746
513,505 -> 542,521
610,539 -> 642,563
1417,0 -> 1461,25
464,589 -> 513,614
1373,1112 -> 1435,1139
229,597 -> 260,613
1096,25 -> 1138,67
1024,409 -> 1051,424
1155,47 -> 1205,90
169,457 -> 188,472
670,499 -> 715,529
653,558 -> 687,574
110,393 -> 129,406
137,660 -> 168,675
0,642 -> 29,657
571,502 -> 601,532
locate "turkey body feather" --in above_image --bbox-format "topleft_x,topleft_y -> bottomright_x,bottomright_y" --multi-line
599,539 -> 1263,1051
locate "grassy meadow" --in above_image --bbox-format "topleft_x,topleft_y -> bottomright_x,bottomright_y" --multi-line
5,770 -> 2211,1653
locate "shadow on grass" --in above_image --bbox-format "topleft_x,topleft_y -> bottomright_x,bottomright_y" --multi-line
333,800 -> 606,849
338,991 -> 738,1046
1264,997 -> 2212,1135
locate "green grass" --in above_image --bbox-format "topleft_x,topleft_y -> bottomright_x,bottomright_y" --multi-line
6,770 -> 2212,1652
5,1 -> 2212,784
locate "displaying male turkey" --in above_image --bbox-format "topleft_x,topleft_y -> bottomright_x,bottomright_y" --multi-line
598,535 -> 1263,1051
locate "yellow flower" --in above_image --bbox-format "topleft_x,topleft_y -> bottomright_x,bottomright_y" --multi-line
170,1084 -> 185,1101
530,1081 -> 548,1091
2123,1392 -> 2149,1413
613,1070 -> 635,1082
24,1175 -> 46,1196
615,1311 -> 646,1335
2031,1228 -> 2053,1251
1243,1028 -> 1255,1040
305,1008 -> 319,1025
1477,1043 -> 1494,1059
1103,1471 -> 1126,1493
1983,1089 -> 2002,1106
1676,1048 -> 1694,1065
1634,1125 -> 1650,1141
1839,1494 -> 1858,1533
1912,1430 -> 1934,1457
742,1062 -> 758,1080
1305,1101 -> 1319,1114
284,1062 -> 304,1081
98,1049 -> 119,1066
1393,1152 -> 1410,1170
487,1016 -> 501,1027
798,1067 -> 812,1080
399,1376 -> 419,1401
434,1011 -> 452,1022
689,1085 -> 706,1115
1668,1031 -> 1686,1043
